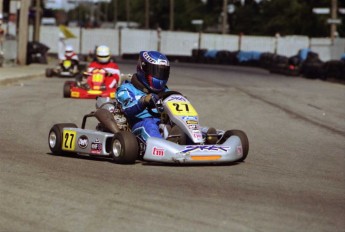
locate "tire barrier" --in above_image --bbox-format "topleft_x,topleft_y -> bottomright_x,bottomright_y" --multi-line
27,42 -> 50,64
300,51 -> 326,80
123,50 -> 345,84
324,60 -> 345,82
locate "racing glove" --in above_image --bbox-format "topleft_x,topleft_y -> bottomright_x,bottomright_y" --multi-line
140,93 -> 159,108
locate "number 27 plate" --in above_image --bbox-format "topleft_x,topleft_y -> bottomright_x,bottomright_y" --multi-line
62,130 -> 77,151
166,101 -> 198,116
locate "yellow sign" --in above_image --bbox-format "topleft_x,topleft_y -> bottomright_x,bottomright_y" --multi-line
167,101 -> 198,116
62,130 -> 76,151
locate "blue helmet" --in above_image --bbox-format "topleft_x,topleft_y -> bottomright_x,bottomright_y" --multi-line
137,51 -> 170,92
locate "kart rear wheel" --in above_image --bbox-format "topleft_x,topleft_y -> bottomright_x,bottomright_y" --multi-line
111,131 -> 139,164
221,130 -> 249,162
48,123 -> 78,155
46,68 -> 53,78
63,81 -> 73,98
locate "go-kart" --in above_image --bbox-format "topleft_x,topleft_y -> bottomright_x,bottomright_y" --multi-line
48,91 -> 249,164
63,68 -> 117,99
46,59 -> 80,78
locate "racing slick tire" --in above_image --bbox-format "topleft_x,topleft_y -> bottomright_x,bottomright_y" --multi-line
63,81 -> 73,98
220,130 -> 249,162
45,68 -> 53,78
110,131 -> 139,164
48,123 -> 78,155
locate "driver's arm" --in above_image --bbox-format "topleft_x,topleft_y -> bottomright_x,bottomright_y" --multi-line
116,86 -> 146,116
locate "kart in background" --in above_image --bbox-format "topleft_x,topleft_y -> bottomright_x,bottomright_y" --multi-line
46,59 -> 80,78
48,90 -> 249,165
63,68 -> 118,99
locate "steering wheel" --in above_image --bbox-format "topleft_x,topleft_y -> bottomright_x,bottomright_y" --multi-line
146,91 -> 183,117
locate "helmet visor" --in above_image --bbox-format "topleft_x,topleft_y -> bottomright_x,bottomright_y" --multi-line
145,64 -> 170,80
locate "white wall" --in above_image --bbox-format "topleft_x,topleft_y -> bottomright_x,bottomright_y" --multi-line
34,26 -> 345,61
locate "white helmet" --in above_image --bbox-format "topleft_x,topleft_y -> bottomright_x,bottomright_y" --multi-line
96,45 -> 110,63
65,45 -> 74,57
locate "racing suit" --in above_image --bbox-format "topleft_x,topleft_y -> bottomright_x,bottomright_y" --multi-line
116,74 -> 168,142
87,60 -> 120,88
64,52 -> 79,63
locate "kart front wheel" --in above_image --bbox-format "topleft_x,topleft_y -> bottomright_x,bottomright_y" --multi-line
48,123 -> 78,155
111,131 -> 139,164
63,81 -> 73,98
46,68 -> 53,78
221,130 -> 249,162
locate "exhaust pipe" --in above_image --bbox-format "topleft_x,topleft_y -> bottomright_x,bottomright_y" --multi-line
95,108 -> 120,134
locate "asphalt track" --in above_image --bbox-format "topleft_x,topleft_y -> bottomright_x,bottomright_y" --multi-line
0,61 -> 344,232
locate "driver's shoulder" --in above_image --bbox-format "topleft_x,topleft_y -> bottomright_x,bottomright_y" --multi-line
117,81 -> 134,91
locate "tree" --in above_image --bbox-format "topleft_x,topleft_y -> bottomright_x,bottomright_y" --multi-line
64,0 -> 343,37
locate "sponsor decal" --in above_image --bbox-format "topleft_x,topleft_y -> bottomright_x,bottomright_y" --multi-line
169,96 -> 188,102
186,120 -> 198,124
92,73 -> 104,83
78,135 -> 88,149
143,52 -> 156,64
181,145 -> 230,153
193,132 -> 202,139
188,124 -> 198,130
71,91 -> 80,98
143,52 -> 169,66
192,130 -> 202,139
91,139 -> 102,154
182,116 -> 198,121
157,59 -> 168,65
152,147 -> 165,156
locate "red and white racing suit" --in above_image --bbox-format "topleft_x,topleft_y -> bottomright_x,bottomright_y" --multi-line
59,53 -> 79,73
87,61 -> 120,88
64,52 -> 79,62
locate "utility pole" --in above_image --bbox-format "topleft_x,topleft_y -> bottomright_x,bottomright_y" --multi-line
113,0 -> 118,28
169,0 -> 174,31
222,0 -> 228,34
18,0 -> 29,65
330,0 -> 337,42
145,0 -> 149,29
126,0 -> 130,27
0,0 -> 3,17
33,0 -> 41,42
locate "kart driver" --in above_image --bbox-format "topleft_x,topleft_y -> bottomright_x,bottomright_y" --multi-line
61,45 -> 79,73
63,45 -> 79,62
86,45 -> 120,89
116,50 -> 217,145
116,51 -> 170,142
